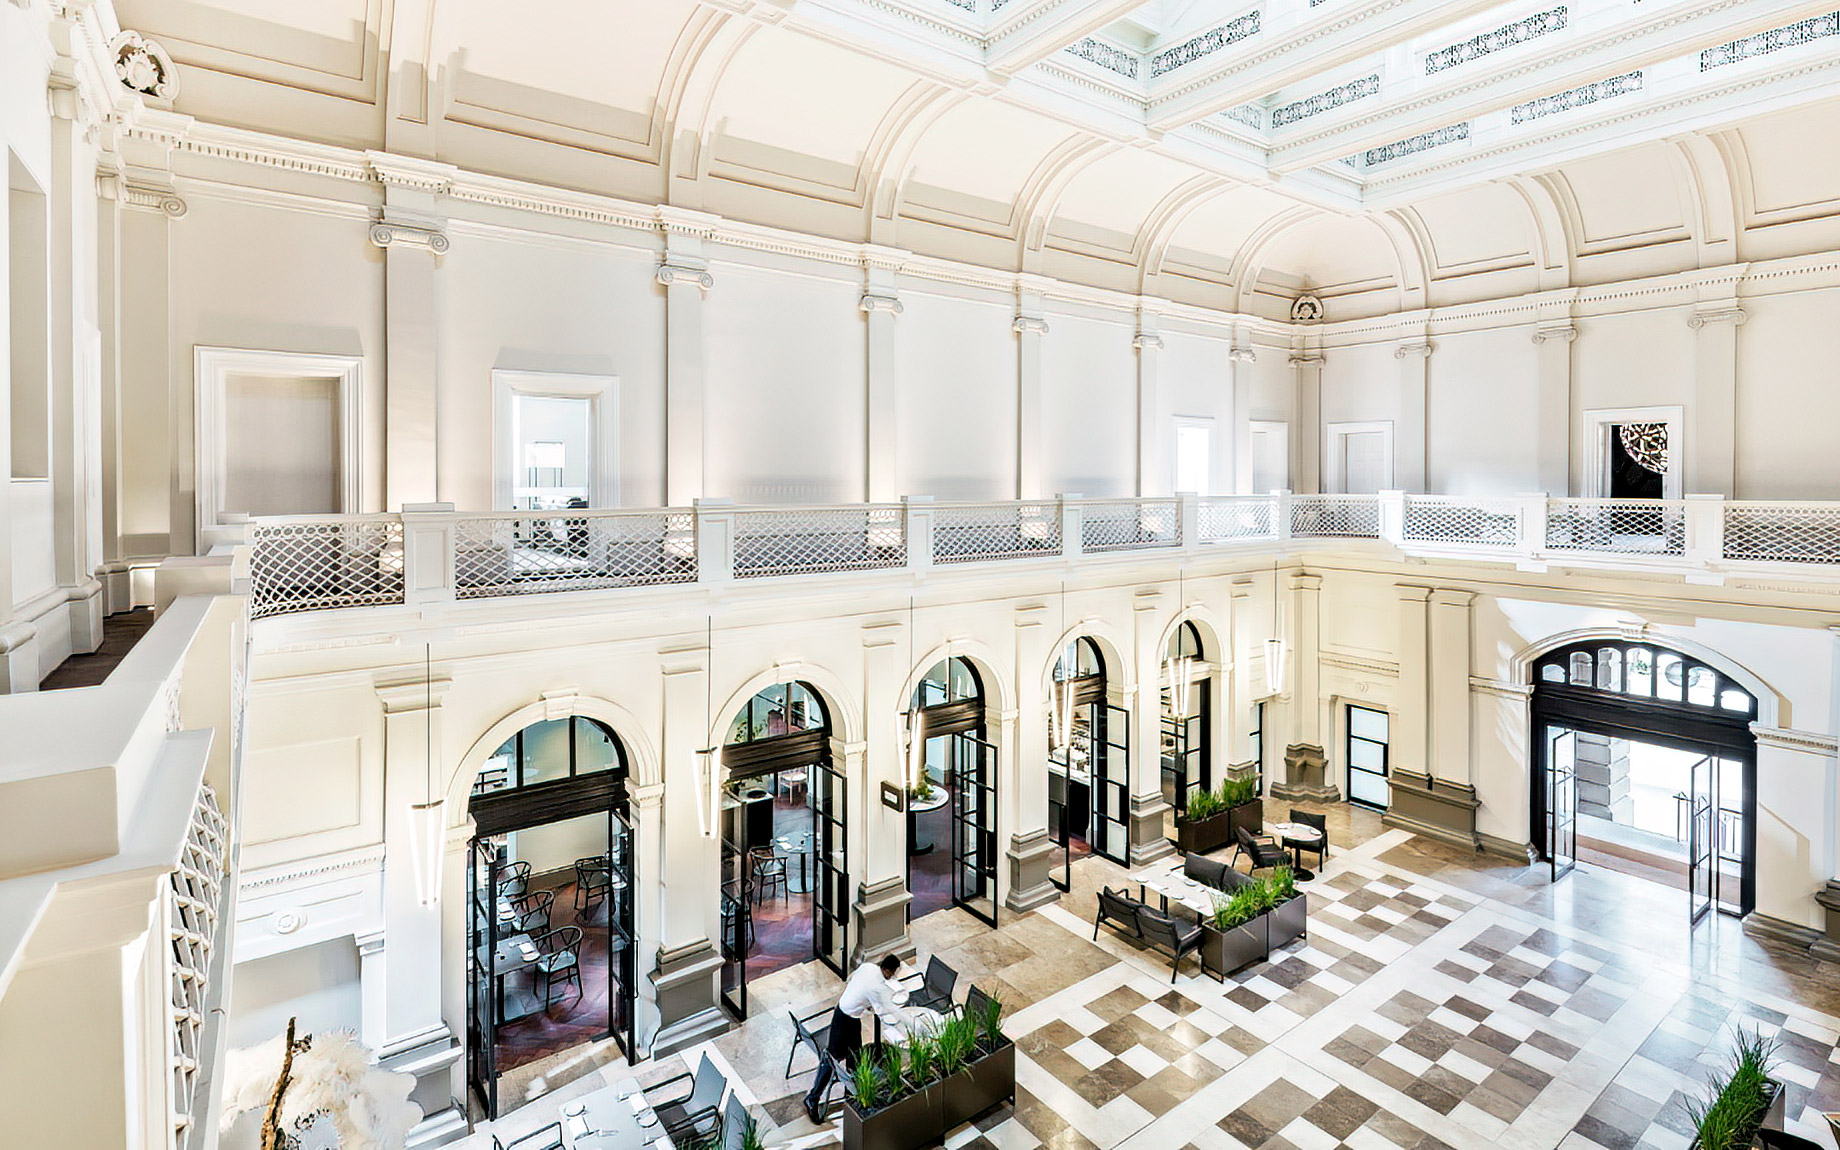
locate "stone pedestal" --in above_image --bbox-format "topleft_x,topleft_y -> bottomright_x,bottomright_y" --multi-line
1271,744 -> 1339,802
1128,793 -> 1175,867
649,939 -> 727,1057
853,875 -> 914,964
1574,733 -> 1631,822
1382,769 -> 1480,850
1005,829 -> 1058,913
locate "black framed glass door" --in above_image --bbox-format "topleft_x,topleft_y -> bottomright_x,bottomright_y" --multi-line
466,842 -> 499,1118
1093,703 -> 1131,865
813,754 -> 849,975
1546,727 -> 1577,881
1347,705 -> 1390,810
1048,749 -> 1071,893
1688,754 -> 1715,925
608,809 -> 636,1057
951,732 -> 998,926
719,796 -> 749,1020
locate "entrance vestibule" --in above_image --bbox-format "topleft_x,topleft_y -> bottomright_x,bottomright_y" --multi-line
905,657 -> 998,926
1048,638 -> 1129,890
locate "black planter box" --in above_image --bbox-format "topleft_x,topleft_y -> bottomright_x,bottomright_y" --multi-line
1687,1079 -> 1785,1150
943,1041 -> 1015,1129
1176,811 -> 1233,855
844,1080 -> 944,1150
1201,914 -> 1268,979
1228,798 -> 1264,843
1267,893 -> 1308,952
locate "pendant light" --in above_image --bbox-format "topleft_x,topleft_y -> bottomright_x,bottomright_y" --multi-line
1265,559 -> 1286,696
1163,571 -> 1193,721
695,616 -> 720,839
903,597 -> 924,790
408,644 -> 445,906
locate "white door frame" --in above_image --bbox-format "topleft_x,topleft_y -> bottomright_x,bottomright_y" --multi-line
193,347 -> 363,552
492,370 -> 620,510
1582,406 -> 1683,499
1324,421 -> 1393,494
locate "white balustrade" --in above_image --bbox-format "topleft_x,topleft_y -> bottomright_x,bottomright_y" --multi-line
240,495 -> 1840,618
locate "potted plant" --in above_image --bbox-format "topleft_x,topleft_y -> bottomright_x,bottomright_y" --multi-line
1686,1030 -> 1785,1150
1221,775 -> 1264,842
1264,866 -> 1308,952
1175,786 -> 1232,854
947,998 -> 1014,1127
842,1037 -> 944,1150
1201,883 -> 1270,978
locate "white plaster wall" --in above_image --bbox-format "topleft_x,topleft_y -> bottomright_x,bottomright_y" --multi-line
1734,288 -> 1840,501
1040,311 -> 1134,497
895,288 -> 1017,500
1571,306 -> 1695,416
228,937 -> 363,1049
1427,327 -> 1540,495
1160,331 -> 1232,493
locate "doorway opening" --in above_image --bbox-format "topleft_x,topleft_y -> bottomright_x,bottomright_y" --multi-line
1532,641 -> 1757,921
1048,638 -> 1129,891
465,717 -> 635,1120
1161,622 -> 1210,845
718,682 -> 847,1021
906,658 -> 998,926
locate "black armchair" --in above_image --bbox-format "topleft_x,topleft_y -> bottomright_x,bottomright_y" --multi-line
649,1053 -> 728,1143
1183,853 -> 1228,891
492,1124 -> 562,1150
1288,808 -> 1328,869
1136,906 -> 1203,983
512,889 -> 555,936
532,924 -> 584,1008
904,955 -> 959,1015
785,1005 -> 831,1078
1235,826 -> 1290,872
575,854 -> 616,913
1756,1131 -> 1822,1150
1094,886 -> 1144,941
721,1094 -> 754,1150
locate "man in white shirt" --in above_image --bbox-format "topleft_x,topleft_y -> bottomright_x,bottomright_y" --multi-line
803,953 -> 905,1123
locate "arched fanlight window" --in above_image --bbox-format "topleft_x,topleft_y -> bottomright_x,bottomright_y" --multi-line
726,681 -> 829,745
1166,621 -> 1204,662
473,716 -> 626,796
1534,641 -> 1755,719
1052,637 -> 1105,682
915,657 -> 982,710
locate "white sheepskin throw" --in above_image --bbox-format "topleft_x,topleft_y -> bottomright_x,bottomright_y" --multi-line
219,1029 -> 422,1150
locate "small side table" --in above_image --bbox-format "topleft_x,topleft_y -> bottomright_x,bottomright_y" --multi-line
1269,821 -> 1325,881
907,790 -> 949,855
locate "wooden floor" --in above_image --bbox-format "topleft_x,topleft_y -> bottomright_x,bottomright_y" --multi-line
40,609 -> 155,690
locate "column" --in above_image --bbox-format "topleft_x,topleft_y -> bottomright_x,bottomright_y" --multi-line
854,620 -> 912,961
46,64 -> 101,654
1229,341 -> 1257,493
1289,350 -> 1323,495
1274,572 -> 1337,800
1392,585 -> 1430,780
626,780 -> 664,1042
1014,276 -> 1050,500
1386,589 -> 1481,847
651,652 -> 724,1055
1687,279 -> 1745,497
95,155 -> 130,612
1134,321 -> 1163,496
1395,336 -> 1431,492
1226,578 -> 1256,779
368,156 -> 454,509
658,207 -> 718,506
355,929 -> 387,1051
1005,603 -> 1056,912
1128,593 -> 1174,865
862,248 -> 906,502
372,674 -> 457,1114
1531,290 -> 1577,496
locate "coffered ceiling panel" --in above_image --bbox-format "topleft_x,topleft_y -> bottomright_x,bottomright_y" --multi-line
442,0 -> 694,123
1553,143 -> 1689,253
1410,183 -> 1535,273
710,25 -> 921,170
1049,147 -> 1197,235
902,98 -> 1080,211
1162,184 -> 1301,263
1731,103 -> 1840,223
1257,213 -> 1400,296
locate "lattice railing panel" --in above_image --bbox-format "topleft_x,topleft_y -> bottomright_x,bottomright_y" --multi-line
1198,497 -> 1276,543
1402,496 -> 1522,547
249,518 -> 405,619
169,783 -> 229,1142
933,502 -> 1062,564
1289,496 -> 1381,538
1081,499 -> 1181,552
452,511 -> 695,598
734,505 -> 907,577
1723,503 -> 1840,564
1545,499 -> 1687,555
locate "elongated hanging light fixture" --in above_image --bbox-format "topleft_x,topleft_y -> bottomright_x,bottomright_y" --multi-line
409,644 -> 445,906
1164,572 -> 1192,720
1265,559 -> 1286,695
696,616 -> 720,839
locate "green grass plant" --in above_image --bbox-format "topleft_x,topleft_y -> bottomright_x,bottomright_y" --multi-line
1684,1028 -> 1778,1150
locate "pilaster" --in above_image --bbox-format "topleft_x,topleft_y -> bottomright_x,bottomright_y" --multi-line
1129,590 -> 1173,865
1394,331 -> 1432,492
1007,603 -> 1056,912
1134,321 -> 1163,497
1393,586 -> 1431,782
862,246 -> 906,502
1273,571 -> 1336,801
1226,578 -> 1257,779
1531,291 -> 1578,496
659,207 -> 718,506
1289,350 -> 1324,495
1687,270 -> 1746,497
1229,337 -> 1258,493
1014,277 -> 1050,500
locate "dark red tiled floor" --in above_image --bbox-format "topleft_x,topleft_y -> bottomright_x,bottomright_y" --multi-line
493,881 -> 620,1075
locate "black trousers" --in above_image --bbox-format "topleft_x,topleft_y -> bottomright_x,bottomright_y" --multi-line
803,1008 -> 862,1115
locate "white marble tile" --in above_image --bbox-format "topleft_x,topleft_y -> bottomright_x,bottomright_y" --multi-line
1117,1044 -> 1166,1079
1066,1037 -> 1113,1071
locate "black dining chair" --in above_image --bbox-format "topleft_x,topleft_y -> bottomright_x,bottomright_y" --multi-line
904,955 -> 959,1015
720,1094 -> 754,1150
964,983 -> 1000,1026
1094,887 -> 1144,941
1135,906 -> 1203,983
1235,826 -> 1290,873
749,847 -> 788,903
497,859 -> 532,901
785,1005 -> 832,1077
1289,808 -> 1329,869
492,1123 -> 563,1150
1757,1131 -> 1824,1150
575,855 -> 615,913
649,1053 -> 728,1143
512,889 -> 554,936
721,882 -> 755,954
532,925 -> 583,1008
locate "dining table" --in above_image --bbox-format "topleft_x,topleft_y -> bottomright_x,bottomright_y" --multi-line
561,1078 -> 677,1150
774,831 -> 814,893
477,931 -> 540,1024
1129,860 -> 1218,918
1269,821 -> 1325,881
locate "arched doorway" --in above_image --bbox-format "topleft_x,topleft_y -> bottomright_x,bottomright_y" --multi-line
1531,640 -> 1757,922
906,657 -> 998,926
465,716 -> 635,1119
1161,621 -> 1211,845
1048,638 -> 1129,891
717,681 -> 848,1020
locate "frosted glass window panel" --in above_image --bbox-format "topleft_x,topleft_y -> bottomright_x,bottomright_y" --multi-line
574,720 -> 620,775
222,372 -> 339,516
1348,766 -> 1389,808
1349,706 -> 1389,742
519,718 -> 573,786
513,394 -> 594,509
1174,421 -> 1213,495
1349,740 -> 1386,770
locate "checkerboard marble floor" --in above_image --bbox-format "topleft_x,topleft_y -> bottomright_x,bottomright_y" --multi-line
461,806 -> 1840,1150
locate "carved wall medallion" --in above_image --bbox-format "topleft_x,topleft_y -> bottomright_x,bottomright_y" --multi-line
110,31 -> 176,99
1290,294 -> 1324,323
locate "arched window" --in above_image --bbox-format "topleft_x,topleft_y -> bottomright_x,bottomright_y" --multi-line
916,657 -> 982,710
726,681 -> 828,745
1053,637 -> 1104,682
472,716 -> 625,797
1166,621 -> 1204,662
1534,641 -> 1755,719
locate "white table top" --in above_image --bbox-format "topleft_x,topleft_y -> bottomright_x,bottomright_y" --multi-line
1128,862 -> 1217,916
562,1078 -> 676,1150
1270,822 -> 1325,841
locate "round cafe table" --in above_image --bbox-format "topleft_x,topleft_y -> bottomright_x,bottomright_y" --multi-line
907,790 -> 949,855
1269,821 -> 1325,881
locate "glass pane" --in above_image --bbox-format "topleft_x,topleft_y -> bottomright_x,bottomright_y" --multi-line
919,661 -> 948,708
520,718 -> 572,786
512,393 -> 593,511
476,743 -> 514,795
1686,666 -> 1716,708
949,658 -> 978,701
1626,648 -> 1653,697
1350,739 -> 1386,771
1541,664 -> 1565,683
1720,688 -> 1751,713
727,710 -> 750,746
1349,706 -> 1389,741
1595,648 -> 1621,692
1568,652 -> 1593,686
1349,766 -> 1389,808
574,719 -> 619,775
1655,654 -> 1684,701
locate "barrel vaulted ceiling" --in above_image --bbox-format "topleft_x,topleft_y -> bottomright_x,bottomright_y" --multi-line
113,0 -> 1840,318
